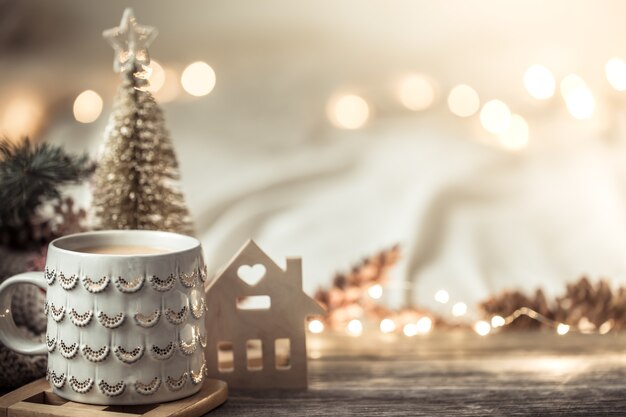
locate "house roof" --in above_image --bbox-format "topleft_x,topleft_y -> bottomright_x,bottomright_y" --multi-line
208,239 -> 326,317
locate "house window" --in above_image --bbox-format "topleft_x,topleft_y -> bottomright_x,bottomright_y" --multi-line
246,339 -> 263,371
236,295 -> 271,310
275,338 -> 291,370
217,341 -> 234,372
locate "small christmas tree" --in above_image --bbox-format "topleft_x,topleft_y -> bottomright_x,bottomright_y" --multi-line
92,9 -> 193,235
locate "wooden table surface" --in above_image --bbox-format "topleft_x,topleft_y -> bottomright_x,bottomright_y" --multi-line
208,332 -> 626,416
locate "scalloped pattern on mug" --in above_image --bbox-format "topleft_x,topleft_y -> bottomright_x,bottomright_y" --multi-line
82,344 -> 110,363
43,301 -> 49,316
98,379 -> 125,397
190,364 -> 206,385
149,274 -> 176,292
179,337 -> 197,356
197,331 -> 207,348
45,267 -> 56,285
179,271 -> 197,288
114,275 -> 144,293
114,345 -> 144,364
150,341 -> 175,360
69,376 -> 94,394
165,372 -> 187,391
50,304 -> 65,322
97,311 -> 125,329
199,265 -> 208,282
135,377 -> 161,395
82,275 -> 110,293
46,335 -> 56,353
190,298 -> 205,319
134,309 -> 161,328
165,305 -> 188,325
59,340 -> 79,359
69,308 -> 93,327
49,370 -> 66,388
58,273 -> 78,290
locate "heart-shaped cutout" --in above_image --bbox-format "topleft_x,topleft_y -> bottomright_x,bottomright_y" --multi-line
237,264 -> 266,286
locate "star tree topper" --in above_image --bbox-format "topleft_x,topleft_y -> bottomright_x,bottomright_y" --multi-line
103,8 -> 158,73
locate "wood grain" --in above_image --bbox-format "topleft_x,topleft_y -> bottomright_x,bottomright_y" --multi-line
207,332 -> 626,416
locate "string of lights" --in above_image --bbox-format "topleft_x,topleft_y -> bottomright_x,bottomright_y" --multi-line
307,284 -> 617,338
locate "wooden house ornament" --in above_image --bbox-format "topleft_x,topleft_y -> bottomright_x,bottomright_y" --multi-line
204,240 -> 325,389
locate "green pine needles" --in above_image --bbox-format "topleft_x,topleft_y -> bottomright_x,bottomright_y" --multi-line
0,138 -> 93,247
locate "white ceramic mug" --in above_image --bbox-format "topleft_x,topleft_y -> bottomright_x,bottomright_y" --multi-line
0,230 -> 208,405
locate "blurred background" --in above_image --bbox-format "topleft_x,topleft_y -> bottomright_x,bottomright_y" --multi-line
3,0 -> 626,313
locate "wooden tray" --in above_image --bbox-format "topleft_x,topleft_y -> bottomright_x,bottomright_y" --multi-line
0,378 -> 227,417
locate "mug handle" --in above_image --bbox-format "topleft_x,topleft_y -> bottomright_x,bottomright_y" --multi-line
0,272 -> 47,355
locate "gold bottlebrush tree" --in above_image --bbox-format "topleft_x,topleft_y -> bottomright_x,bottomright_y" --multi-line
92,8 -> 193,235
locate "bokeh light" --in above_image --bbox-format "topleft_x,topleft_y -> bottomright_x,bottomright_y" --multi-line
308,319 -> 325,334
434,289 -> 450,304
498,114 -> 529,151
403,323 -> 418,337
327,94 -> 370,129
523,65 -> 556,99
1,92 -> 45,138
73,90 -> 103,124
560,74 -> 586,98
398,74 -> 436,111
480,99 -> 512,134
556,323 -> 570,335
347,319 -> 363,336
560,74 -> 595,119
155,68 -> 181,103
146,60 -> 166,93
451,302 -> 467,317
368,284 -> 383,299
447,84 -> 480,117
605,57 -> 626,91
491,315 -> 505,328
379,318 -> 396,334
181,61 -> 216,97
416,317 -> 433,334
474,320 -> 491,336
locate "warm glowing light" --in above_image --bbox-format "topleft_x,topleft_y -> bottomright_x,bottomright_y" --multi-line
308,319 -> 325,334
147,60 -> 165,93
73,90 -> 103,124
491,315 -> 505,328
474,320 -> 491,336
498,114 -> 529,151
599,320 -> 613,335
398,74 -> 436,111
447,84 -> 480,117
556,323 -> 570,335
181,61 -> 216,97
434,289 -> 450,304
368,284 -> 383,299
480,100 -> 512,134
379,318 -> 396,334
155,68 -> 181,103
605,57 -> 626,91
565,86 -> 595,120
1,92 -> 45,138
416,317 -> 433,334
403,323 -> 418,337
523,65 -> 556,100
560,74 -> 586,98
327,94 -> 370,129
451,302 -> 467,317
347,319 -> 363,336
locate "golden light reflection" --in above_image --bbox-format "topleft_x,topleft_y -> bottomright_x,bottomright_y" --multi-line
473,320 -> 491,336
434,289 -> 450,304
146,60 -> 166,93
491,315 -> 505,328
523,65 -> 556,100
498,114 -> 529,151
379,318 -> 396,334
416,317 -> 432,334
327,94 -> 370,130
308,319 -> 325,334
605,57 -> 626,91
398,74 -> 436,111
480,99 -> 512,134
556,323 -> 570,335
368,284 -> 383,299
447,84 -> 480,117
451,302 -> 467,317
347,319 -> 363,336
181,61 -> 216,97
0,92 -> 45,138
403,323 -> 418,337
73,90 -> 103,124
